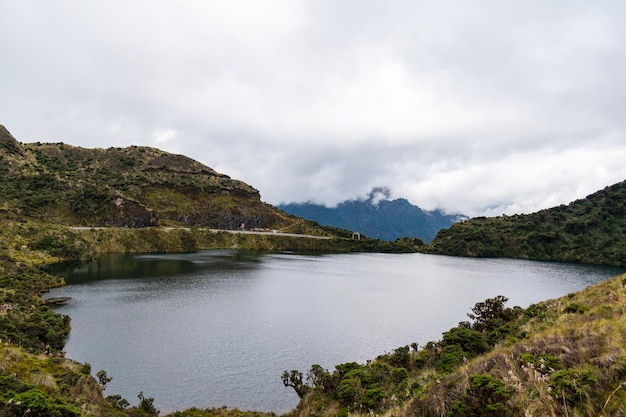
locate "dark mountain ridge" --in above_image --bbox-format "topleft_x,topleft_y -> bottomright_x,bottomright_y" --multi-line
422,179 -> 626,266
278,188 -> 466,243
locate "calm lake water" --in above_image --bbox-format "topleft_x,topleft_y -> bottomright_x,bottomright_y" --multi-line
47,251 -> 625,414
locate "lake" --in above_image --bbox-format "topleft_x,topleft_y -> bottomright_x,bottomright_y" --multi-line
47,251 -> 626,414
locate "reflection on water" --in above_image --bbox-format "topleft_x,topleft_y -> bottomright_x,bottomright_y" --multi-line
46,250 -> 268,283
48,251 -> 625,413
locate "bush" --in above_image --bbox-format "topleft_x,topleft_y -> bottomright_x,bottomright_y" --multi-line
437,345 -> 468,373
337,373 -> 364,404
0,376 -> 81,417
550,366 -> 597,406
564,303 -> 589,314
441,326 -> 490,357
391,367 -> 409,384
389,345 -> 411,367
447,374 -> 514,417
362,387 -> 386,410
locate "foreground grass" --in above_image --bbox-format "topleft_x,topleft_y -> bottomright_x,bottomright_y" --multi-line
282,274 -> 626,417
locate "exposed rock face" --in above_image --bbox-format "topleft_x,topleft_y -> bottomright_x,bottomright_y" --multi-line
0,124 -> 289,230
106,197 -> 157,228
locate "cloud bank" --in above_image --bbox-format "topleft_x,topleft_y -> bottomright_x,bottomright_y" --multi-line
2,1 -> 625,216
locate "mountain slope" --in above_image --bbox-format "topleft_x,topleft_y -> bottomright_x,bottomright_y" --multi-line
0,125 -> 290,230
421,180 -> 626,266
278,189 -> 466,243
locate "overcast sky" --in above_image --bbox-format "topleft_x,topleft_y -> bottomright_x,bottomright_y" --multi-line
2,1 -> 626,217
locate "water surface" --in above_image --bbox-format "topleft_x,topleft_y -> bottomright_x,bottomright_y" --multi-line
48,251 -> 625,413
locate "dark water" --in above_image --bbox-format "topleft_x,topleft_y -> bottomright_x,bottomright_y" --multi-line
47,251 -> 625,413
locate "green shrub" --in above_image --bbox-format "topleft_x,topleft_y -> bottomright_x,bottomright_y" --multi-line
0,376 -> 81,417
391,367 -> 409,384
369,362 -> 391,383
564,303 -> 589,314
390,345 -> 411,367
441,326 -> 490,356
437,345 -> 468,373
362,387 -> 386,410
447,374 -> 514,417
550,366 -> 597,406
337,374 -> 363,404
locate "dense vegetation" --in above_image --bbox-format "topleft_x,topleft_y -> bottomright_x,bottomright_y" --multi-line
278,188 -> 466,243
421,180 -> 626,266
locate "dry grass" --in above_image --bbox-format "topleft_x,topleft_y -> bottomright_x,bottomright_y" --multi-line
404,273 -> 626,417
284,275 -> 626,417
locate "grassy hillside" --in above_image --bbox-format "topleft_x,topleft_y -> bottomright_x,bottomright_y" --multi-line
0,124 -> 424,255
0,124 -> 292,230
421,180 -> 626,266
283,274 -> 626,417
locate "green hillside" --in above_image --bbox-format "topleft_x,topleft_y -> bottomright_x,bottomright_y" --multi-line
421,180 -> 626,266
0,124 -> 290,230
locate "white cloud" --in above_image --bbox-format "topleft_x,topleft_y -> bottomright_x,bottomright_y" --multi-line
397,141 -> 626,217
1,1 -> 626,216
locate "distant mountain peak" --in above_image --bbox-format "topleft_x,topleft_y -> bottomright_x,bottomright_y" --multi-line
278,189 -> 466,243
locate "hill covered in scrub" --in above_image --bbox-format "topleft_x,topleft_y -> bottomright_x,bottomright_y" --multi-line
278,187 -> 466,243
282,275 -> 626,417
421,180 -> 626,266
0,124 -> 291,230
